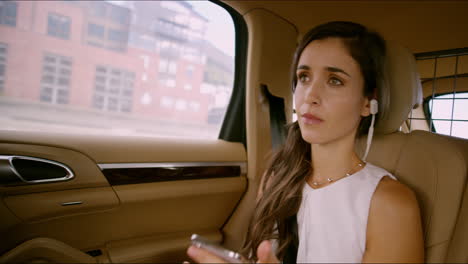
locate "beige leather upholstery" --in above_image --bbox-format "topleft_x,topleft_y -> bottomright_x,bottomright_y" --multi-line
356,41 -> 467,263
445,137 -> 468,263
376,40 -> 423,134
0,237 -> 96,263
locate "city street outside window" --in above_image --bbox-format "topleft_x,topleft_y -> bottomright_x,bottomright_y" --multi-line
1,1 -> 235,138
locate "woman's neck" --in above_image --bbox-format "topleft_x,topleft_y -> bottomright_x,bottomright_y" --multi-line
309,134 -> 362,184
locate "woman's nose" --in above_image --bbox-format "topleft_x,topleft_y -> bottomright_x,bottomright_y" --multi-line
304,80 -> 322,105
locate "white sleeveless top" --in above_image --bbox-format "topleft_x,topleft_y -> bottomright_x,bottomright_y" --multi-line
296,163 -> 397,263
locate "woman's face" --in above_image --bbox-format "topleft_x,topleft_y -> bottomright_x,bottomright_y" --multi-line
294,37 -> 371,145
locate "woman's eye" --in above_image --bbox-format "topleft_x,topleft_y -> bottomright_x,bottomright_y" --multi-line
298,74 -> 310,83
328,77 -> 343,86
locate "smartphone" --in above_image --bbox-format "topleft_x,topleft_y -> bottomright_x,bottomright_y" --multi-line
190,234 -> 247,263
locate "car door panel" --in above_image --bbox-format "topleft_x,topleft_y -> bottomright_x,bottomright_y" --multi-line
0,130 -> 247,263
0,143 -> 110,194
3,187 -> 119,222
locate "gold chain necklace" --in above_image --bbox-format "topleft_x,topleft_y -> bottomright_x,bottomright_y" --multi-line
311,162 -> 365,187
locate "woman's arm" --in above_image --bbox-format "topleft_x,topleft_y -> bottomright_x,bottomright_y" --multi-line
362,176 -> 425,263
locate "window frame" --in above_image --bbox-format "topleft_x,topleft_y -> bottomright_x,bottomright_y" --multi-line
211,0 -> 248,147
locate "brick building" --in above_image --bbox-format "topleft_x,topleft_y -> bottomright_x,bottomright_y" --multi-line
0,1 -> 233,128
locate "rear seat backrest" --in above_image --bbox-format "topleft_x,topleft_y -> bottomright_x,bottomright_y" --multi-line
355,41 -> 467,263
445,136 -> 468,263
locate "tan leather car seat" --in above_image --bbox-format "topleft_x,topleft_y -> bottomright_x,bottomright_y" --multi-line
355,41 -> 467,263
441,133 -> 468,263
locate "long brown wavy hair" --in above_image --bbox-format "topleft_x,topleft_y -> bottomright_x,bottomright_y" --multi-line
240,21 -> 387,262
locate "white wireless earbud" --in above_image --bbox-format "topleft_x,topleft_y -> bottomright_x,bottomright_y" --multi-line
363,99 -> 378,162
370,99 -> 378,115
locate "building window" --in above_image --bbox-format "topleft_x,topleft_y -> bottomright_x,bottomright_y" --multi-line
109,5 -> 130,25
158,58 -> 177,74
0,43 -> 7,93
184,84 -> 192,91
90,1 -> 107,17
129,33 -> 156,52
108,29 -> 127,43
175,99 -> 187,111
47,13 -> 71,40
160,96 -> 174,108
186,65 -> 194,78
157,39 -> 182,57
0,1 -> 17,27
88,23 -> 105,39
189,101 -> 200,112
158,77 -> 176,88
40,54 -> 72,104
93,65 -> 135,112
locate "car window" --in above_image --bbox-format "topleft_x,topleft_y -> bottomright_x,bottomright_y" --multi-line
427,92 -> 468,139
406,50 -> 468,139
0,1 -> 235,139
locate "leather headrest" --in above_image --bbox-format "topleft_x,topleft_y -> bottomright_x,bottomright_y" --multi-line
376,41 -> 423,134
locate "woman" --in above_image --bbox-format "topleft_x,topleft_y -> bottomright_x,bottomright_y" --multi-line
187,21 -> 424,263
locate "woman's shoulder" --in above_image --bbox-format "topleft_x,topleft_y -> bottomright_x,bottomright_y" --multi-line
370,174 -> 420,224
364,163 -> 420,229
362,163 -> 397,181
364,171 -> 425,261
375,176 -> 415,203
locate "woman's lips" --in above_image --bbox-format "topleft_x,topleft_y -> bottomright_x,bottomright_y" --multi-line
301,113 -> 323,125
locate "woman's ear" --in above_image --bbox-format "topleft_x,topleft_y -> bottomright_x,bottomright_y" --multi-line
361,97 -> 371,117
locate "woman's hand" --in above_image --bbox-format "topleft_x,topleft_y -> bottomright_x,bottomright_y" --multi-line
186,240 -> 280,263
185,245 -> 226,263
256,240 -> 280,263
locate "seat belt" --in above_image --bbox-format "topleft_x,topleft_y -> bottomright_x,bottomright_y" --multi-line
261,84 -> 286,149
261,84 -> 298,264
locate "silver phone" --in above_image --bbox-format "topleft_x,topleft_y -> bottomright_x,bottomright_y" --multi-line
190,234 -> 247,263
